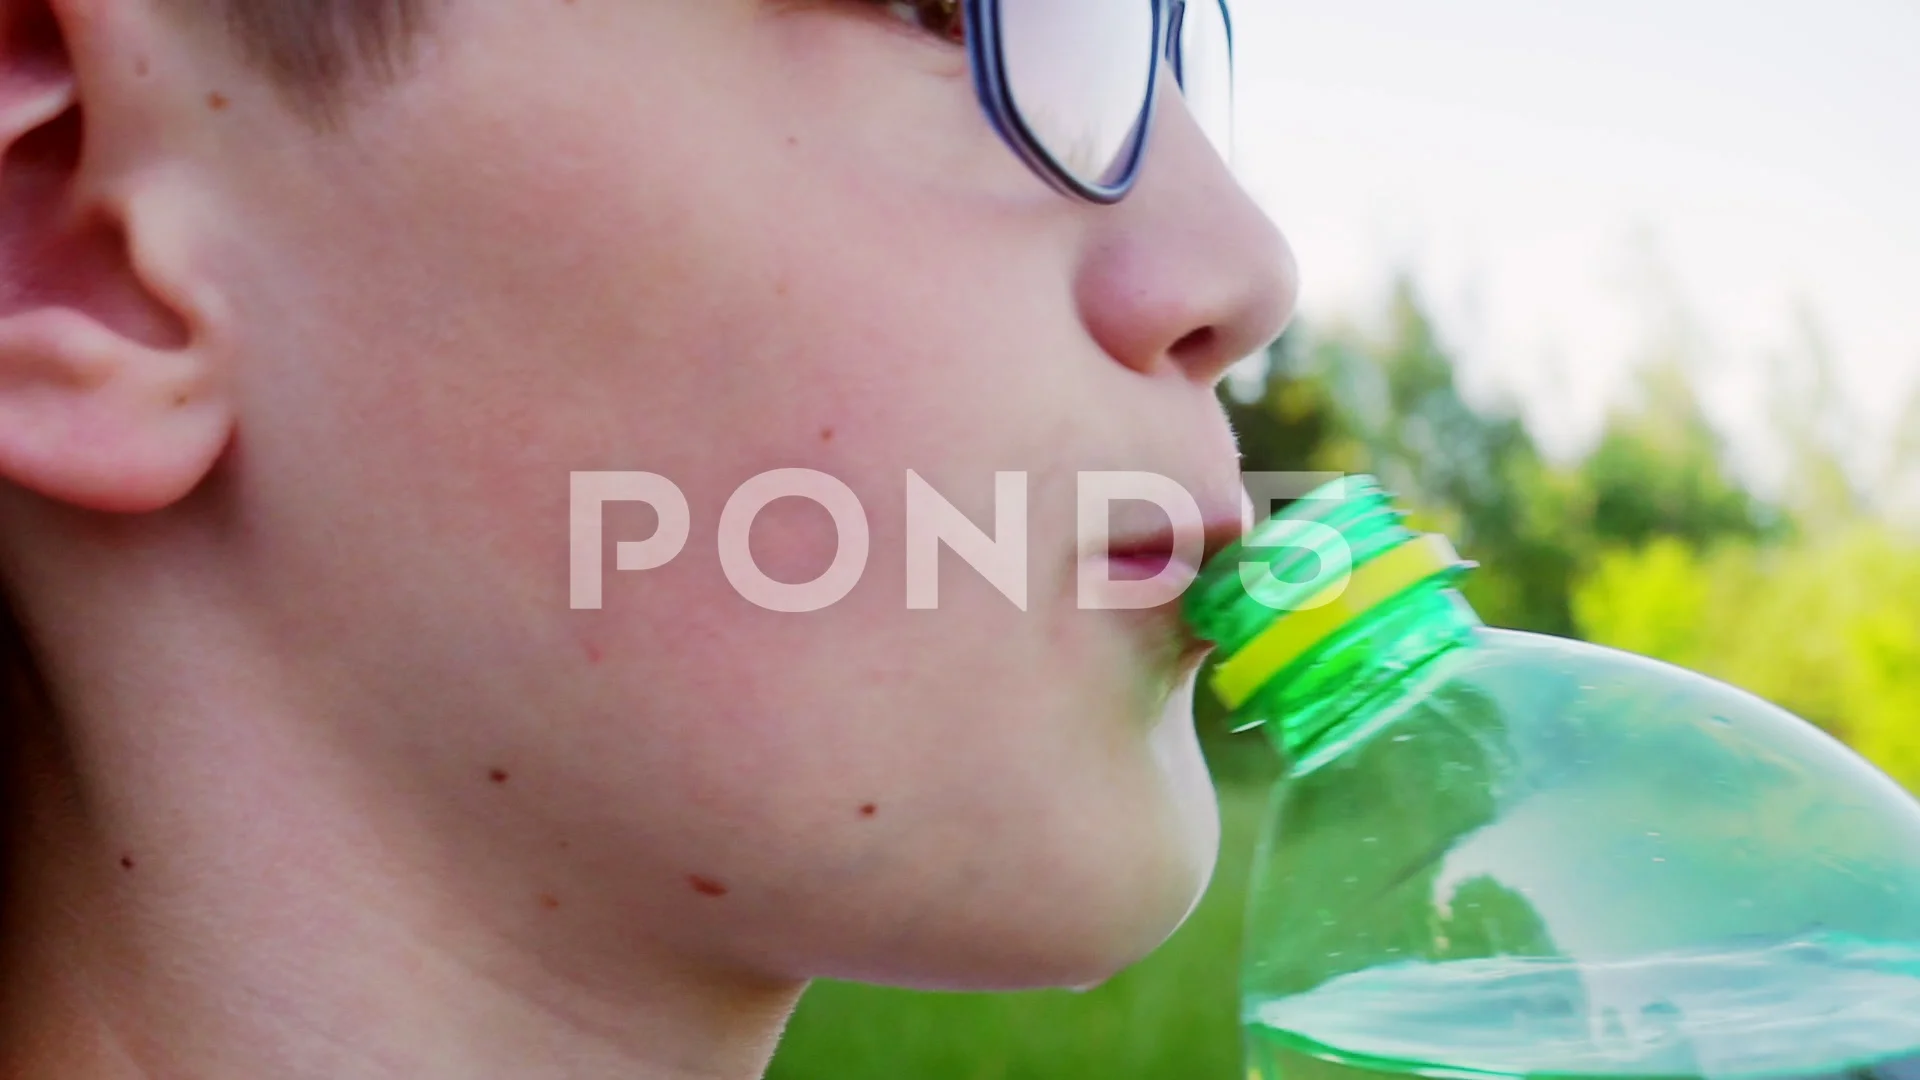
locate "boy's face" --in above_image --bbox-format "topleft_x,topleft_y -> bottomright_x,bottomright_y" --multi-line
159,0 -> 1294,988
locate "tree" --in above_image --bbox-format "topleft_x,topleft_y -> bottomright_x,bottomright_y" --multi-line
1581,361 -> 1776,552
1276,278 -> 1589,635
1572,524 -> 1920,791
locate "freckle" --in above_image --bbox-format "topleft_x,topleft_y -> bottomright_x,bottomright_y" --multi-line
859,803 -> 877,818
787,135 -> 799,148
820,426 -> 835,443
119,855 -> 135,870
559,839 -> 571,851
173,392 -> 190,407
539,893 -> 561,910
206,91 -> 228,111
489,768 -> 509,784
688,874 -> 729,898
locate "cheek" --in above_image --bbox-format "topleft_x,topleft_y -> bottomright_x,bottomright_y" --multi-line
716,674 -> 1221,988
220,10 -> 1222,979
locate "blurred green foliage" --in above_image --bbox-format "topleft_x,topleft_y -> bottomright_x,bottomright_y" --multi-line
769,276 -> 1920,1078
1573,526 -> 1920,792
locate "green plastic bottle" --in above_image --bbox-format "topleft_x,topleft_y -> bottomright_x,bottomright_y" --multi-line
1183,475 -> 1920,1080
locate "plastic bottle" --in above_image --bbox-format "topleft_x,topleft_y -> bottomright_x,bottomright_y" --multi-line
1182,475 -> 1920,1080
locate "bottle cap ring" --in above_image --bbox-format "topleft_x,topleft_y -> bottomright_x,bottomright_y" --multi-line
1210,532 -> 1471,710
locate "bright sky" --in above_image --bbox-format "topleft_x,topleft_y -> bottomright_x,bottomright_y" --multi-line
1228,0 -> 1920,501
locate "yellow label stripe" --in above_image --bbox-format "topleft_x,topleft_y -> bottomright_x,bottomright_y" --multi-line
1210,533 -> 1465,710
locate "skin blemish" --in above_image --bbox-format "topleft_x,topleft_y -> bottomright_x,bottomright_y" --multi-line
539,893 -> 561,911
688,874 -> 729,898
820,426 -> 835,443
584,642 -> 603,664
206,91 -> 228,111
119,855 -> 135,870
489,768 -> 510,784
134,56 -> 149,77
860,803 -> 877,818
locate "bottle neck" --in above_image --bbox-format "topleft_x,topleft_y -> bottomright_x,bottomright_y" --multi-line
1252,581 -> 1483,775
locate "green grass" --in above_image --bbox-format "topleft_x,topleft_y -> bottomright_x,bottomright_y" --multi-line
766,780 -> 1272,1080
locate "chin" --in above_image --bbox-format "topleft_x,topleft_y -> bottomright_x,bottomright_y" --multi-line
904,803 -> 1220,993
981,677 -> 1221,991
802,680 -> 1222,993
957,850 -> 1219,993
808,796 -> 1219,995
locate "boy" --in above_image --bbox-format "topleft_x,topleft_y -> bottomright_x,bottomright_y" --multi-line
0,0 -> 1295,1076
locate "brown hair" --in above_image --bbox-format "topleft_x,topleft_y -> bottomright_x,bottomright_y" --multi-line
172,0 -> 433,112
1,0 -> 436,893
0,3 -> 428,692
0,589 -> 28,901
0,599 -> 19,711
0,590 -> 33,772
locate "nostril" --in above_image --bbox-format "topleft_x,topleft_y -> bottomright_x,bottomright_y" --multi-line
1169,325 -> 1218,369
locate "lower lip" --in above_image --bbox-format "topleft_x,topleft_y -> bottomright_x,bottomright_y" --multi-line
1105,552 -> 1177,582
1101,553 -> 1205,588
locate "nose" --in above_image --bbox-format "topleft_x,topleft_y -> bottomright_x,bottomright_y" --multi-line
1071,71 -> 1298,385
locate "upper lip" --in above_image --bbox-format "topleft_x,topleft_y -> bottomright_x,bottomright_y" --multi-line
1102,512 -> 1246,573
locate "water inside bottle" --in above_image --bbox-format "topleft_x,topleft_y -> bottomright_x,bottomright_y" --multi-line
1247,932 -> 1920,1080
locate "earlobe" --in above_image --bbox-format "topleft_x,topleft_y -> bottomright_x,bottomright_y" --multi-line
0,0 -> 232,515
0,308 -> 227,514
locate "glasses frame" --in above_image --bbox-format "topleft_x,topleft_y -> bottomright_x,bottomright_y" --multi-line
964,0 -> 1235,205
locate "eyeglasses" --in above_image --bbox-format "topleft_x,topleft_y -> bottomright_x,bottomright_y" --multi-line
964,0 -> 1235,204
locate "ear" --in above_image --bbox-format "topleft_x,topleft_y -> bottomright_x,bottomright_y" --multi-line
0,0 -> 230,515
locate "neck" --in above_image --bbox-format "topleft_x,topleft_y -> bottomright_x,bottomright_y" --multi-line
0,612 -> 802,1080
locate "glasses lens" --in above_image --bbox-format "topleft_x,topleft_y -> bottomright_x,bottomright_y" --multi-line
1177,0 -> 1234,163
997,0 -> 1158,190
